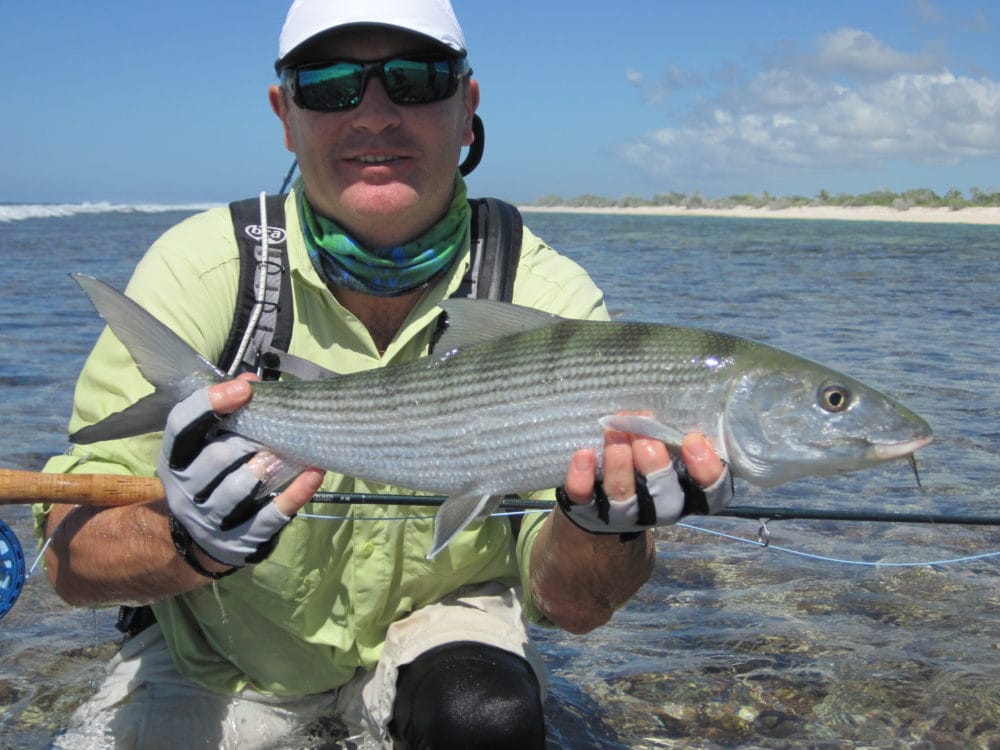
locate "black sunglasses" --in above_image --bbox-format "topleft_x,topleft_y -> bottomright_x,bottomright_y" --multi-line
283,55 -> 471,112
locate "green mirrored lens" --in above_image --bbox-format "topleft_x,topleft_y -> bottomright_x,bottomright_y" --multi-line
298,62 -> 364,110
383,58 -> 453,104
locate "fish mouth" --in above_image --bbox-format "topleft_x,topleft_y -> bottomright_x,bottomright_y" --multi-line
866,435 -> 933,461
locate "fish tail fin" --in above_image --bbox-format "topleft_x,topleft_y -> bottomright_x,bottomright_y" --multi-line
427,492 -> 501,559
69,274 -> 225,444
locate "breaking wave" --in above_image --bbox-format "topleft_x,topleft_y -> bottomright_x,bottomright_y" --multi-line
0,202 -> 221,223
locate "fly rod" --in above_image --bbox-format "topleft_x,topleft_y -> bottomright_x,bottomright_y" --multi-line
2,468 -> 998,526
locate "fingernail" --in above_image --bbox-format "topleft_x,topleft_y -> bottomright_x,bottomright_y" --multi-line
307,468 -> 325,488
208,380 -> 249,409
572,451 -> 594,472
685,435 -> 710,462
224,380 -> 251,397
230,378 -> 252,393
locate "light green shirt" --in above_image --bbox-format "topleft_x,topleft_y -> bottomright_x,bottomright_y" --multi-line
35,191 -> 608,696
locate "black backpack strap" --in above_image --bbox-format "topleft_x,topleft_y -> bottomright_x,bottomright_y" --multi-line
219,194 -> 293,381
430,198 -> 522,353
457,198 -> 523,302
115,194 -> 292,643
256,348 -> 340,380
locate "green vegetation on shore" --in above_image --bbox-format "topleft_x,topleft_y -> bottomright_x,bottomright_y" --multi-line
530,187 -> 1000,210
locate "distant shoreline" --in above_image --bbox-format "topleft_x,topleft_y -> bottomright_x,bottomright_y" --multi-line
4,201 -> 998,227
519,204 -> 1000,225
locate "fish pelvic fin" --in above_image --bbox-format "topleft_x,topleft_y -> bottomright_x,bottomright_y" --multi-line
426,491 -> 502,559
598,415 -> 686,448
69,274 -> 224,444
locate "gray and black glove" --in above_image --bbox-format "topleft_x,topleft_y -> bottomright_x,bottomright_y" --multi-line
556,457 -> 733,540
159,388 -> 293,577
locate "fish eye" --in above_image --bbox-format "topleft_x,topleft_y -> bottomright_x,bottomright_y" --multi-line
819,384 -> 851,413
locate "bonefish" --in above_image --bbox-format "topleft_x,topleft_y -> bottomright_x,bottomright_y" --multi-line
69,275 -> 932,556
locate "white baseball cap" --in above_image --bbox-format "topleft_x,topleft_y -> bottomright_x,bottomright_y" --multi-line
277,0 -> 467,69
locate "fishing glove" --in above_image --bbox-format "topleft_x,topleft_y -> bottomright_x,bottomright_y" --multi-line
556,457 -> 733,538
159,388 -> 293,576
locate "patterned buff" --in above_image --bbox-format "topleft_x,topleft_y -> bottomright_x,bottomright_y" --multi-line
300,176 -> 470,297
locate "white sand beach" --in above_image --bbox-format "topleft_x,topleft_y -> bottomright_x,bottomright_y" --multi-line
519,204 -> 1000,225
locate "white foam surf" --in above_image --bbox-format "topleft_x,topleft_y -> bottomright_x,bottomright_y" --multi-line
0,202 -> 221,223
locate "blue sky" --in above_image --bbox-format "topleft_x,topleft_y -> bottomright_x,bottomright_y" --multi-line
3,1 -> 998,204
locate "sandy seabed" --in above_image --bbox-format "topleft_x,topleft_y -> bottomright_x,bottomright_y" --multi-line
519,204 -> 1000,225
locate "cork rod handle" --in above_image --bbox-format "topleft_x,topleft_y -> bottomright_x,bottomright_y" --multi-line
0,468 -> 164,507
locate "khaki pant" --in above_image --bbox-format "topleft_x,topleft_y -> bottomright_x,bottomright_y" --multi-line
53,582 -> 547,750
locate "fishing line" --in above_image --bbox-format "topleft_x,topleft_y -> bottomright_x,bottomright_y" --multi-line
676,521 -> 1000,568
299,492 -> 1000,526
23,506 -> 75,582
296,510 -> 539,523
298,509 -> 1000,569
28,535 -> 53,577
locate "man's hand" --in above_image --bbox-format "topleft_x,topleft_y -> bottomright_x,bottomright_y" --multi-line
529,427 -> 728,634
559,430 -> 731,535
42,378 -> 323,605
160,377 -> 323,576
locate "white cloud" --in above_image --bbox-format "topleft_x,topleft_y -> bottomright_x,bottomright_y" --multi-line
814,28 -> 938,77
748,69 -> 827,107
621,29 -> 1000,190
627,64 -> 704,105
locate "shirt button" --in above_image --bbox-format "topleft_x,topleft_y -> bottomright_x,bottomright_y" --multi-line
360,541 -> 375,558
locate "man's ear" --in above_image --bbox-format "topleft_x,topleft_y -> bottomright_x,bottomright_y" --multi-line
269,85 -> 295,153
462,79 -> 481,147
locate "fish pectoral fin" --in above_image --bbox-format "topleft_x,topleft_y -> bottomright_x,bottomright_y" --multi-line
426,491 -> 500,560
599,415 -> 686,448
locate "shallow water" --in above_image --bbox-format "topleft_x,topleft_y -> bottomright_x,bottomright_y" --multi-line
0,206 -> 997,748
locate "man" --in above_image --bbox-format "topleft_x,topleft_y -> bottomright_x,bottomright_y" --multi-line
36,1 -> 728,747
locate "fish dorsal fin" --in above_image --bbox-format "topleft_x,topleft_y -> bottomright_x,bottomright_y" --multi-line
437,299 -> 561,350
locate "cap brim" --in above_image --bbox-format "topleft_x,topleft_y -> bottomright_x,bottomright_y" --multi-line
276,23 -> 465,72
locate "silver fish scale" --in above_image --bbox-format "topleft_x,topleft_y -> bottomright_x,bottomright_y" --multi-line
227,321 -> 748,496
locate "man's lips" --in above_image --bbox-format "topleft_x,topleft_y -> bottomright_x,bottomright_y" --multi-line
342,146 -> 416,166
350,154 -> 405,165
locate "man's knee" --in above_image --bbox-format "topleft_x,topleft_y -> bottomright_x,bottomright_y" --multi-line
389,642 -> 546,749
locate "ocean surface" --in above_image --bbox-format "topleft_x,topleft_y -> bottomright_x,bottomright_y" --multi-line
0,203 -> 997,748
